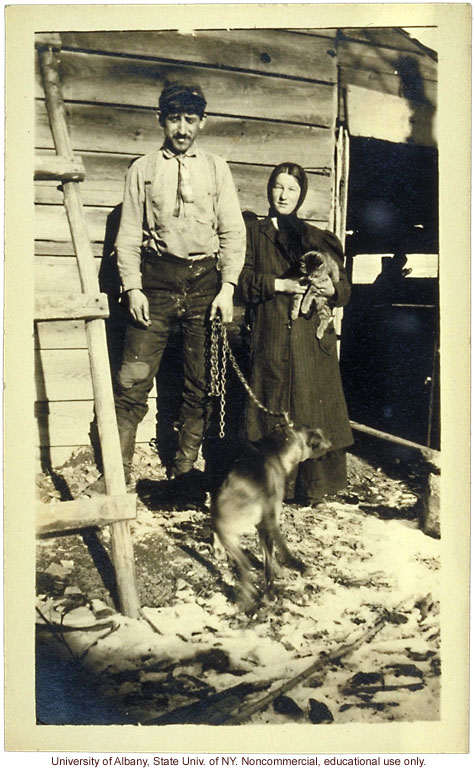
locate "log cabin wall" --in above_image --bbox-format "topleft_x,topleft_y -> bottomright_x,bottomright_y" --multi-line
336,27 -> 437,148
34,28 -> 340,468
34,28 -> 439,465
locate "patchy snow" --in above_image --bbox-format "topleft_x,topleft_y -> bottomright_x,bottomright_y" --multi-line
36,447 -> 440,726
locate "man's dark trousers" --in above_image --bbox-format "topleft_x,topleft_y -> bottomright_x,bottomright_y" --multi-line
114,251 -> 219,478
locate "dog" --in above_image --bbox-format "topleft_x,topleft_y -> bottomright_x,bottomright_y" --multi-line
210,423 -> 331,610
290,249 -> 340,339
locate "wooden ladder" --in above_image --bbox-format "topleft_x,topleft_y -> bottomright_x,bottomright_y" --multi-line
35,34 -> 141,618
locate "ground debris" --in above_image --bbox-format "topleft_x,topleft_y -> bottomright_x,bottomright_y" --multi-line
35,445 -> 440,725
308,698 -> 334,723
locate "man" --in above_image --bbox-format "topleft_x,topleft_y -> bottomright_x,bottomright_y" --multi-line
89,82 -> 245,495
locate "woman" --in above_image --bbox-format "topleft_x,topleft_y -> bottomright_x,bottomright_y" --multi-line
239,162 -> 353,505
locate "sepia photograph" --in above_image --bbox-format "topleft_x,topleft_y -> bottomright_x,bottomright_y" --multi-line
3,1 -> 470,758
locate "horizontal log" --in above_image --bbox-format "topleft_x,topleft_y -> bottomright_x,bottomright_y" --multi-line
36,103 -> 336,169
35,163 -> 333,221
36,179 -> 121,206
35,348 -> 95,401
35,348 -> 159,401
35,256 -> 101,293
34,32 -> 62,49
35,204 -> 110,243
350,420 -> 439,463
34,292 -> 110,321
346,84 -> 437,147
340,66 -> 436,105
60,29 -> 338,83
34,176 -> 332,247
35,238 -> 104,257
35,155 -> 86,182
34,205 -> 330,250
35,50 -> 336,127
35,398 -> 158,447
37,493 -> 137,536
35,319 -> 88,349
38,442 -> 155,470
338,28 -> 437,61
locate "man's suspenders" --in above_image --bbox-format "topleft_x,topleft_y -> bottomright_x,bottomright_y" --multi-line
142,151 -> 218,249
143,151 -> 159,242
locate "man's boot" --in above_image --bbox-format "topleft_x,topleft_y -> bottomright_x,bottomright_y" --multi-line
84,419 -> 137,496
168,418 -> 206,509
117,417 -> 138,485
170,419 -> 204,478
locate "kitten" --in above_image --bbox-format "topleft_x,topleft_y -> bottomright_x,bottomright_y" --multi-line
291,249 -> 340,339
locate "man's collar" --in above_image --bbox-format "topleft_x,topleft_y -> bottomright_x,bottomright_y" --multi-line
161,144 -> 199,159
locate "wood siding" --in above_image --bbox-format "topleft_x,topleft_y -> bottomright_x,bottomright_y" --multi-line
336,28 -> 437,147
34,28 -> 338,466
34,27 -> 437,465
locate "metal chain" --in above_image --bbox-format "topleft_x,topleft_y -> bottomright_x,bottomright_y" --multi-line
209,317 -> 227,437
209,317 -> 293,439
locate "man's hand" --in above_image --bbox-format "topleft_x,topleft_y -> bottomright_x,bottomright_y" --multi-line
126,289 -> 151,327
210,282 -> 235,323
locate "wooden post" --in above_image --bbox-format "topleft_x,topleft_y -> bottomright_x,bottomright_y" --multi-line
350,420 -> 440,538
333,123 -> 350,351
37,44 -> 141,618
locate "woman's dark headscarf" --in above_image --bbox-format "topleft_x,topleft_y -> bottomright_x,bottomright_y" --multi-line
267,162 -> 308,264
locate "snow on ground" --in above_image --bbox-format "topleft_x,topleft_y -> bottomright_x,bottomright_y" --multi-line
35,447 -> 440,726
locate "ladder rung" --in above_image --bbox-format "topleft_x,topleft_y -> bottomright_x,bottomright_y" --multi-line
35,292 -> 110,321
35,155 -> 86,182
37,493 -> 137,536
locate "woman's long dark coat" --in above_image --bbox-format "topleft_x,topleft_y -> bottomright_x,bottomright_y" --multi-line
239,217 -> 353,461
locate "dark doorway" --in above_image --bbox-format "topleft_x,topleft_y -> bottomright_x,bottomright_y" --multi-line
340,137 -> 439,449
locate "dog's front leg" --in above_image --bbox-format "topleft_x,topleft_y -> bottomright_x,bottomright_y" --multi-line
258,524 -> 278,597
215,530 -> 258,611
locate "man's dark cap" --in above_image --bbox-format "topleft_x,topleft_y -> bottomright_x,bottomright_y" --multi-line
158,83 -> 207,117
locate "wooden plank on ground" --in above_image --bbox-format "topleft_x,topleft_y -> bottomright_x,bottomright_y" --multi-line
36,103 -> 336,168
60,29 -> 338,83
37,493 -> 137,536
35,50 -> 336,127
35,291 -> 110,321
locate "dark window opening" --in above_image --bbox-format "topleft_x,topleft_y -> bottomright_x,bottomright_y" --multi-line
345,136 -> 438,257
